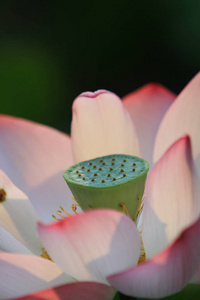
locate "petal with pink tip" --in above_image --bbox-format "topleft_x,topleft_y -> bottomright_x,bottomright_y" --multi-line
142,135 -> 199,259
0,253 -> 74,300
123,83 -> 175,169
8,282 -> 115,300
0,170 -> 42,255
154,73 -> 200,172
108,215 -> 200,299
0,115 -> 74,223
0,226 -> 32,255
71,90 -> 140,163
37,209 -> 141,283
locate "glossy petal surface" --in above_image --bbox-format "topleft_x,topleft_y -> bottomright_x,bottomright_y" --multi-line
0,170 -> 42,255
71,90 -> 140,163
0,253 -> 74,300
142,135 -> 199,258
9,282 -> 115,300
0,115 -> 74,223
108,215 -> 200,299
123,83 -> 175,169
154,73 -> 200,171
38,209 -> 141,283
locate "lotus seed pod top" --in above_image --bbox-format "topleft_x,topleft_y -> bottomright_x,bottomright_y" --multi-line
63,154 -> 149,220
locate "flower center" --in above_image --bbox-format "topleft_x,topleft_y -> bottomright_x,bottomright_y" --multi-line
63,154 -> 149,219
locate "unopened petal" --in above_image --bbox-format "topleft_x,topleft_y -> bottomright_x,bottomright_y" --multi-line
108,215 -> 200,299
37,209 -> 141,284
0,115 -> 74,223
71,90 -> 140,163
142,135 -> 199,258
0,253 -> 74,300
123,83 -> 175,169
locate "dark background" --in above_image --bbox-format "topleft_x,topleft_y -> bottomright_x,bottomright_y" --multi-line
0,0 -> 200,134
0,1 -> 200,299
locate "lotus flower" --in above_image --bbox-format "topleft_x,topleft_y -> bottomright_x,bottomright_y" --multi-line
0,73 -> 200,299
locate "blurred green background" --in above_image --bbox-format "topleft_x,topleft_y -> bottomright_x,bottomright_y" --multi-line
0,0 -> 200,134
0,0 -> 200,299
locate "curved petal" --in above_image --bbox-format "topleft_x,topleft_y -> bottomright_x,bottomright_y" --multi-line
190,264 -> 200,284
8,282 -> 115,300
142,135 -> 199,258
0,115 -> 74,223
71,90 -> 140,163
107,215 -> 200,299
123,83 -> 175,169
0,253 -> 74,300
37,209 -> 141,284
0,170 -> 42,255
0,226 -> 32,255
154,73 -> 200,172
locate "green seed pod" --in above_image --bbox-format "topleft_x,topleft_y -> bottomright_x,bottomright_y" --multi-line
63,154 -> 149,219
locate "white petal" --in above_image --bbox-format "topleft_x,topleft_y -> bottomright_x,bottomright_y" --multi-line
38,209 -> 141,284
154,73 -> 200,172
142,135 -> 199,258
108,215 -> 200,298
0,226 -> 32,255
0,253 -> 74,300
71,90 -> 140,163
0,170 -> 42,255
0,115 -> 74,223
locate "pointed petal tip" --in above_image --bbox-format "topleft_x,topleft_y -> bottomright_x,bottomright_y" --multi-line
123,82 -> 176,103
107,215 -> 200,299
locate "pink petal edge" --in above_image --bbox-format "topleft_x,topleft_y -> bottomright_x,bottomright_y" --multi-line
37,209 -> 141,283
71,90 -> 141,163
123,83 -> 175,169
8,282 -> 115,300
0,115 -> 74,223
107,214 -> 200,299
142,134 -> 199,258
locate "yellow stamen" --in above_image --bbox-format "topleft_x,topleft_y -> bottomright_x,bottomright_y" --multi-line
52,198 -> 80,221
133,196 -> 143,223
56,211 -> 66,218
72,204 -> 79,215
138,231 -> 146,264
40,248 -> 52,261
120,203 -> 130,217
60,206 -> 72,216
52,215 -> 60,221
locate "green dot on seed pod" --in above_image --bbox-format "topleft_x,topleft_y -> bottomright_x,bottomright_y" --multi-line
63,154 -> 149,220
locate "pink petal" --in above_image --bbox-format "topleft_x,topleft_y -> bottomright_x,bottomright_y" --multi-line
37,209 -> 141,283
123,83 -> 175,169
0,253 -> 74,300
0,226 -> 32,255
142,135 -> 199,258
107,215 -> 200,299
71,90 -> 140,163
0,170 -> 42,255
154,73 -> 200,172
8,282 -> 115,300
0,115 -> 74,223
